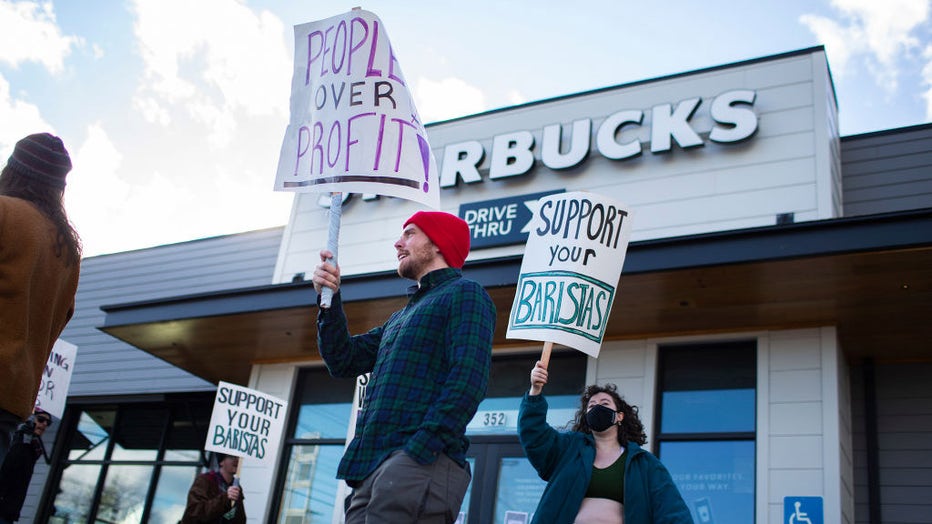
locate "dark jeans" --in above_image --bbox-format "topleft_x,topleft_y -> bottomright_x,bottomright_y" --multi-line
0,408 -> 22,468
345,450 -> 471,524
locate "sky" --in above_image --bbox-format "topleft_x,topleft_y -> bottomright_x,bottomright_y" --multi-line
1,0 -> 930,257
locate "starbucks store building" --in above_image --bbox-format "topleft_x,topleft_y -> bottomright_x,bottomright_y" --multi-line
22,46 -> 932,524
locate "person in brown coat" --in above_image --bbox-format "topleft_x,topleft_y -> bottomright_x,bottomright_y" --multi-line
0,133 -> 81,466
181,453 -> 246,523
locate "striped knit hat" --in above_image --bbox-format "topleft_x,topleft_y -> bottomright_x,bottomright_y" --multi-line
7,133 -> 72,189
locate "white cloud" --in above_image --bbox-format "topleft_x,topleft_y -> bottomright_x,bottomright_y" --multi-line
507,89 -> 527,106
64,124 -> 221,255
801,0 -> 930,92
64,120 -> 294,256
65,124 -> 131,255
187,98 -> 236,148
37,0 -> 300,256
838,0 -> 928,65
413,76 -> 487,122
799,14 -> 861,73
922,45 -> 932,121
132,95 -> 171,125
0,74 -> 52,155
0,0 -> 77,73
130,0 -> 292,147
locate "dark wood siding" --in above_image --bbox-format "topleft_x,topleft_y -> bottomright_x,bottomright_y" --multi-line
842,124 -> 932,216
62,226 -> 283,397
851,361 -> 932,524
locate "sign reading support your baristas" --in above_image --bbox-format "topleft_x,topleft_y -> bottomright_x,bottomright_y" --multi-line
507,191 -> 633,357
206,381 -> 288,463
273,9 -> 440,209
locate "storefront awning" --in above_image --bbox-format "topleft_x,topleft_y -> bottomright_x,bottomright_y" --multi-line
100,209 -> 932,386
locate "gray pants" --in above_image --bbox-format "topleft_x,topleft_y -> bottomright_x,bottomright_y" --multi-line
345,450 -> 471,524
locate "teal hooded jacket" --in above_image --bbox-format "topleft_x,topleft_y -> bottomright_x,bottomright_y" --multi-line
518,393 -> 694,524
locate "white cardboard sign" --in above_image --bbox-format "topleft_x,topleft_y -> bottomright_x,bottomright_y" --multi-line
206,381 -> 288,463
34,338 -> 78,419
274,9 -> 440,209
506,191 -> 634,357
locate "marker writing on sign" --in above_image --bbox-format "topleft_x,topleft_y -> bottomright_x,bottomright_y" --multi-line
212,424 -> 267,459
212,408 -> 270,459
37,350 -> 71,403
536,197 -> 628,249
43,350 -> 70,377
289,14 -> 428,188
293,113 -> 424,177
36,379 -> 55,401
212,386 -> 285,459
513,276 -> 611,333
217,386 -> 285,418
304,16 -> 403,85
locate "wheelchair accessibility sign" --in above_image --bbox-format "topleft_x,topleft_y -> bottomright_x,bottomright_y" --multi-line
784,496 -> 823,524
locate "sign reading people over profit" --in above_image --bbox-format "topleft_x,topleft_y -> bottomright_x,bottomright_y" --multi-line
34,338 -> 78,418
274,9 -> 440,209
206,381 -> 288,463
507,191 -> 633,357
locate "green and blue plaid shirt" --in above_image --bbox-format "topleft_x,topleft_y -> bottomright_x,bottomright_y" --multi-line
317,268 -> 496,483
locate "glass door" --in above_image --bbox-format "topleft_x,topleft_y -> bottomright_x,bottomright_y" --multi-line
455,351 -> 586,524
462,439 -> 546,524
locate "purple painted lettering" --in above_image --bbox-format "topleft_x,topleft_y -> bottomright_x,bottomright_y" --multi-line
327,121 -> 342,168
366,19 -> 382,78
294,126 -> 310,175
391,118 -> 417,172
348,17 -> 368,76
331,20 -> 348,74
305,30 -> 324,85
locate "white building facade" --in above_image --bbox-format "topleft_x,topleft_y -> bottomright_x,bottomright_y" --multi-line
22,47 -> 932,524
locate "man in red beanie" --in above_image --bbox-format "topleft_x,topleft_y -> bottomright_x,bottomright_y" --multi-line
313,210 -> 496,523
0,133 -> 81,468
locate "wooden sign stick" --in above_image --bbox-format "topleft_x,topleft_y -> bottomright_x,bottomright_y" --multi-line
540,341 -> 554,369
231,457 -> 244,508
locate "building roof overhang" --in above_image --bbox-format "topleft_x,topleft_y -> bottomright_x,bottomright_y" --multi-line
100,209 -> 932,385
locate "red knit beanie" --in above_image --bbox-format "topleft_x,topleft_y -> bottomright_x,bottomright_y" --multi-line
403,211 -> 471,268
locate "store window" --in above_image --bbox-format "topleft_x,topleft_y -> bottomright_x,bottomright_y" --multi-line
460,352 -> 586,524
467,353 -> 586,437
656,340 -> 756,524
274,367 -> 356,524
274,353 -> 586,524
44,394 -> 215,524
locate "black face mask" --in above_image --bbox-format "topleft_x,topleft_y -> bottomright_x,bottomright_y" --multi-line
585,404 -> 617,433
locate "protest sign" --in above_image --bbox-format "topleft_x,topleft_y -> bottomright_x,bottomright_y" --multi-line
274,9 -> 440,209
275,9 -> 440,307
506,191 -> 633,359
34,338 -> 78,418
206,381 -> 288,463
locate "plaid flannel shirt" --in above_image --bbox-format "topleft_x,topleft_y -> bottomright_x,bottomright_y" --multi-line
317,268 -> 496,483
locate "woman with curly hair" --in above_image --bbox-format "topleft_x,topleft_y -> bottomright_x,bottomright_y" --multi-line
518,361 -> 691,524
0,133 -> 81,468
